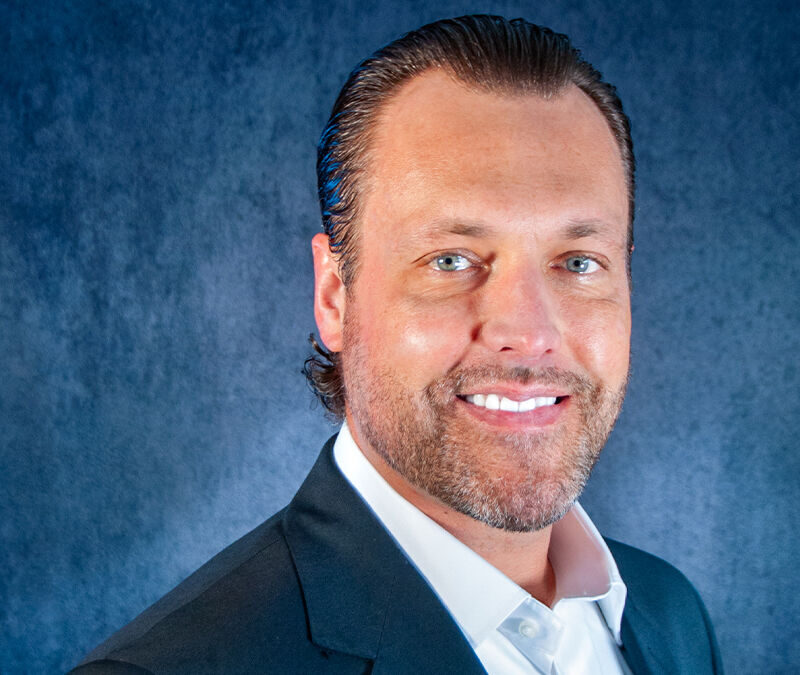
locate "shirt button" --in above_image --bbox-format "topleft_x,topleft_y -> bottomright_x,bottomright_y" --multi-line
518,619 -> 539,638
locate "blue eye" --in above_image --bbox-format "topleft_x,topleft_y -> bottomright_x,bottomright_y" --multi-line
564,256 -> 599,274
434,254 -> 472,271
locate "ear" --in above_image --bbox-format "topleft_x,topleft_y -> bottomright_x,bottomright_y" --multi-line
311,232 -> 346,352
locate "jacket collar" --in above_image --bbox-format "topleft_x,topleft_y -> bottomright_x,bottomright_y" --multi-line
282,436 -> 485,673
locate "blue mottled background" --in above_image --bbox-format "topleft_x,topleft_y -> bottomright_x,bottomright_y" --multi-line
1,1 -> 798,673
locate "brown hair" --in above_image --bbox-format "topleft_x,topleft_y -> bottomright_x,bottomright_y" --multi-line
305,14 -> 635,419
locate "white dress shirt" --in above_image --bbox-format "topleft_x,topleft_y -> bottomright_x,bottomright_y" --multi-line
333,422 -> 632,675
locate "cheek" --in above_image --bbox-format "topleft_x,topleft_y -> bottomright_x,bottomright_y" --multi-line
564,299 -> 631,383
374,294 -> 477,376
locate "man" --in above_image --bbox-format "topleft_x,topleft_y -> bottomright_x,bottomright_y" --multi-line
73,15 -> 721,674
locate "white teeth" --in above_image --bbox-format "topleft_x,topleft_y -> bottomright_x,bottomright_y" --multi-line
464,394 -> 558,413
485,394 -> 500,410
499,397 -> 519,412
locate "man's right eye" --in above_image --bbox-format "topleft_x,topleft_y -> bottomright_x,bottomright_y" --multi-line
433,254 -> 472,271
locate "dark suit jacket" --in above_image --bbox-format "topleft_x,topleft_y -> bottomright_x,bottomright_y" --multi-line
72,436 -> 722,674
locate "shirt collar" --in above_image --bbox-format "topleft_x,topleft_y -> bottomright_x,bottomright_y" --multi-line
333,422 -> 627,648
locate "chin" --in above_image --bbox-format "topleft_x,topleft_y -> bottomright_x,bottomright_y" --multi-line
428,455 -> 592,533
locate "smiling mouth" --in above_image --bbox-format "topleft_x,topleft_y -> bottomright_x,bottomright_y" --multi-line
460,394 -> 567,413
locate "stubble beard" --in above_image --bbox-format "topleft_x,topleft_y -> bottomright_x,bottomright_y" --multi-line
341,318 -> 627,533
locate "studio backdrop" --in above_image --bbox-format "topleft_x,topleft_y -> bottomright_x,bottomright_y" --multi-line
1,1 -> 798,673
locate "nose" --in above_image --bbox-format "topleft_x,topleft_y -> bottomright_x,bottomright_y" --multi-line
477,266 -> 562,359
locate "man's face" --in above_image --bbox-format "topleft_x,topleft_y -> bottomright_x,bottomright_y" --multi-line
319,71 -> 631,532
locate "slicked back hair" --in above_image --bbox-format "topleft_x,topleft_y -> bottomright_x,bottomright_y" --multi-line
305,14 -> 635,419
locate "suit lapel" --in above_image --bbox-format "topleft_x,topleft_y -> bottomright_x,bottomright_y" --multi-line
283,437 -> 485,673
606,539 -> 681,675
370,551 -> 484,674
618,588 -> 678,675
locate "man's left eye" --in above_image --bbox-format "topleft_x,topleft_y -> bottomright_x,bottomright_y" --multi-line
564,256 -> 600,274
433,254 -> 472,271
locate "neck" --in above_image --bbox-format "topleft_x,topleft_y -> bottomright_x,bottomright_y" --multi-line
434,501 -> 557,606
349,420 -> 557,606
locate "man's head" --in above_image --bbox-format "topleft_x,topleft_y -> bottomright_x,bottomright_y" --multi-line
307,15 -> 634,418
307,15 -> 633,532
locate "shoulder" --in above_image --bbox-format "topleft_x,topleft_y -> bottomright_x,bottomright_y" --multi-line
606,537 -> 700,604
606,538 -> 712,622
606,538 -> 723,674
71,509 -> 364,674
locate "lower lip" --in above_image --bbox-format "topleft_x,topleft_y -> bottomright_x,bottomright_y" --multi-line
457,396 -> 569,429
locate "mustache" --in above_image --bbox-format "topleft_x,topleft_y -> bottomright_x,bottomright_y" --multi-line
426,365 -> 597,398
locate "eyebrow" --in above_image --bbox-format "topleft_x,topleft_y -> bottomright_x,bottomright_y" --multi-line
405,219 -> 495,247
431,220 -> 493,237
562,220 -> 601,239
560,219 -> 626,248
409,217 -> 624,246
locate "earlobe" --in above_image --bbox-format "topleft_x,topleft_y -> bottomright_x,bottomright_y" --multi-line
311,232 -> 346,352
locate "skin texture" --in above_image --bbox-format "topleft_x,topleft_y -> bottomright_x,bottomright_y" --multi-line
312,70 -> 631,602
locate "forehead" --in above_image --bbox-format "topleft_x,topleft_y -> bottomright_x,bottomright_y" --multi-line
360,70 -> 628,238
